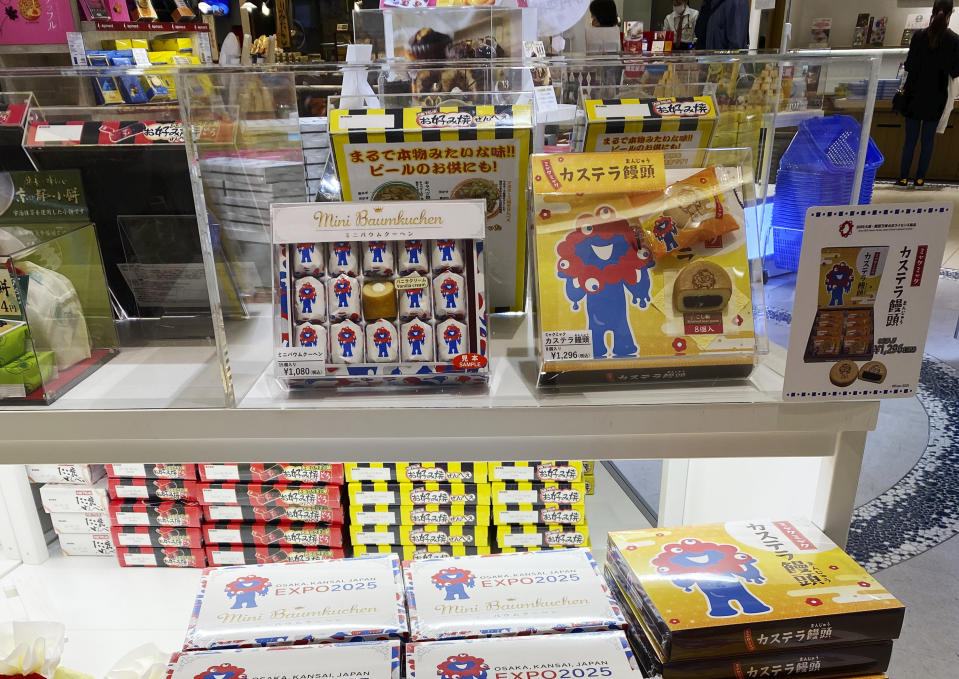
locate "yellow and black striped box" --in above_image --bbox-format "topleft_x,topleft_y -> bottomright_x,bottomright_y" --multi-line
488,461 -> 585,482
581,97 -> 717,166
491,503 -> 587,526
345,463 -> 488,484
496,524 -> 590,549
584,475 -> 595,496
353,544 -> 492,559
583,461 -> 595,475
490,481 -> 587,506
349,503 -> 491,526
350,524 -> 489,547
328,105 -> 532,313
347,482 -> 491,506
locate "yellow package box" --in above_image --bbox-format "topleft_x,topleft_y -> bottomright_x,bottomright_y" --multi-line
347,482 -> 490,506
606,520 -> 905,662
488,460 -> 585,482
353,544 -> 492,559
349,503 -> 491,526
496,524 -> 590,549
490,481 -> 587,506
491,503 -> 587,526
349,524 -> 489,547
345,462 -> 487,484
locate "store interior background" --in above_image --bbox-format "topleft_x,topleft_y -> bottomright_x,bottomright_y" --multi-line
1,0 -> 959,675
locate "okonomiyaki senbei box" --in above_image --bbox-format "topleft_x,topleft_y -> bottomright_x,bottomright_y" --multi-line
404,548 -> 625,640
183,553 -> 407,649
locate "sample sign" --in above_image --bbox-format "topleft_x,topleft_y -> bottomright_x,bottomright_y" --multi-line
783,203 -> 951,401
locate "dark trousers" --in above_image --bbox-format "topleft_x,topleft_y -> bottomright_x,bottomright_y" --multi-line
900,117 -> 937,180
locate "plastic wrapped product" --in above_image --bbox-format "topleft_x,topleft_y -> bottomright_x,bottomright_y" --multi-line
432,273 -> 466,319
50,511 -> 111,534
436,319 -> 467,361
116,546 -> 206,567
202,522 -> 345,548
345,463 -> 487,484
491,504 -> 587,526
206,545 -> 347,566
350,524 -> 489,547
430,239 -> 464,272
330,320 -> 364,363
59,532 -> 115,556
490,481 -> 587,506
488,461 -> 585,483
397,275 -> 432,320
328,275 -> 361,322
202,504 -> 345,525
328,241 -> 358,275
169,640 -> 401,679
495,524 -> 590,549
349,503 -> 491,527
406,631 -> 637,679
403,548 -> 625,640
294,322 -> 325,350
26,464 -> 104,484
109,500 -> 203,527
294,277 -> 326,322
363,280 -> 398,319
195,483 -> 341,509
367,320 -> 399,363
364,240 -> 396,275
401,320 -> 434,362
293,242 -> 324,276
198,463 -> 345,484
105,464 -> 197,480
107,478 -> 198,502
353,544 -> 492,560
399,239 -> 430,274
183,553 -> 408,649
39,482 -> 108,513
110,525 -> 204,549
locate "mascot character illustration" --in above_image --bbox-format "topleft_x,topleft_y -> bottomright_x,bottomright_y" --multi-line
436,239 -> 457,262
431,567 -> 474,600
651,538 -> 772,618
436,655 -> 488,679
556,206 -> 654,358
408,325 -> 427,356
652,216 -> 680,252
194,665 -> 246,679
224,575 -> 271,609
372,326 -> 393,358
338,326 -> 358,358
825,262 -> 854,307
405,240 -> 424,264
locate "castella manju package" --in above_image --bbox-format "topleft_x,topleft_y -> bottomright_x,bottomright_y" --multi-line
606,520 -> 904,662
183,553 -> 407,649
404,548 -> 625,640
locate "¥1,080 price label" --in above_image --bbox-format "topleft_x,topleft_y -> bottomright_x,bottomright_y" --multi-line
543,331 -> 593,362
277,361 -> 326,378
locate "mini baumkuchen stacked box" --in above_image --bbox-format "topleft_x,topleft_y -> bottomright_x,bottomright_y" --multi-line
196,463 -> 346,565
606,519 -> 904,679
346,463 -> 492,559
171,554 -> 404,679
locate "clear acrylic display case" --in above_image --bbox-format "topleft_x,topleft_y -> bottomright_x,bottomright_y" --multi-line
0,220 -> 118,404
0,49 -> 886,408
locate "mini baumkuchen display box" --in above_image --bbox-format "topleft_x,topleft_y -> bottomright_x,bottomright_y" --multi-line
530,150 -> 762,386
272,200 -> 489,390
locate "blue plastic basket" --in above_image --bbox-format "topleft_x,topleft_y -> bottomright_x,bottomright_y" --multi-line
771,115 -> 883,269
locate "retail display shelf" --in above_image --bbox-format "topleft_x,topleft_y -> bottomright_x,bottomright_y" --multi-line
0,312 -> 880,462
0,464 -> 647,677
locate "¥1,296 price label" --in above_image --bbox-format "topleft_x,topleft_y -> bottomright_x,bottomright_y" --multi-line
543,331 -> 593,362
277,361 -> 326,378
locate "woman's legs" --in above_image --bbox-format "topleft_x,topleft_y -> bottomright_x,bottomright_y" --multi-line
900,117 -> 921,180
916,119 -> 937,181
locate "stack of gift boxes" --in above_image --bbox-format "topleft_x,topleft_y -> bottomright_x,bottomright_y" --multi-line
171,548 -> 638,679
605,519 -> 904,679
196,463 -> 346,566
300,117 -> 332,200
489,460 -> 592,552
346,463 -> 493,558
28,464 -> 113,557
106,464 -> 206,567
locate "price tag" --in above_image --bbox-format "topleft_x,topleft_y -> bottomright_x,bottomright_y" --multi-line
277,360 -> 326,378
534,85 -> 559,113
395,276 -> 428,290
131,48 -> 151,66
542,331 -> 593,362
66,32 -> 86,65
0,263 -> 22,317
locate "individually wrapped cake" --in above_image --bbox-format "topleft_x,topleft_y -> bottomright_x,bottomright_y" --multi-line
364,240 -> 396,276
294,276 -> 325,322
330,320 -> 364,363
431,239 -> 464,272
404,548 -> 625,641
293,242 -> 324,277
432,273 -> 466,319
183,554 -> 408,650
401,320 -> 434,362
406,630 -> 637,679
367,320 -> 399,363
329,241 -> 358,275
294,322 -> 325,349
436,319 -> 467,361
399,239 -> 430,274
398,276 -> 432,320
170,639 -> 401,679
328,275 -> 361,321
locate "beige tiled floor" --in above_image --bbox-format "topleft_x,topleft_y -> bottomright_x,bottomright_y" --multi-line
872,183 -> 959,269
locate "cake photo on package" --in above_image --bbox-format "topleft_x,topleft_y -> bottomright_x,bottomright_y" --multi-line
183,553 -> 408,650
406,630 -> 637,679
605,520 -> 905,662
170,639 -> 401,679
404,548 -> 625,641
